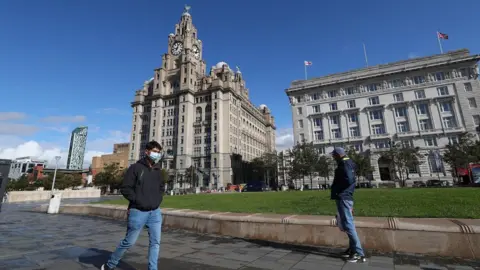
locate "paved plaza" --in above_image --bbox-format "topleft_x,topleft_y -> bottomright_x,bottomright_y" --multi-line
0,199 -> 479,270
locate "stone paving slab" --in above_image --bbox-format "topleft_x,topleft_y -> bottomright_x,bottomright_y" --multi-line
0,202 -> 479,270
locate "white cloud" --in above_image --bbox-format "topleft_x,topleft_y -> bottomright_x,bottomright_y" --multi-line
408,52 -> 418,59
276,127 -> 294,151
0,112 -> 27,121
0,123 -> 38,135
40,115 -> 86,123
0,130 -> 130,169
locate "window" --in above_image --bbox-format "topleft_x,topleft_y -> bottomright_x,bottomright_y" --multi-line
328,91 -> 337,98
415,90 -> 426,99
331,128 -> 341,138
389,79 -> 402,88
437,86 -> 449,96
366,84 -> 379,92
448,136 -> 459,145
397,121 -> 409,132
348,113 -> 357,123
352,144 -> 363,152
424,137 -> 437,147
419,119 -> 432,130
214,102 -> 217,109
347,100 -> 356,108
295,96 -> 302,103
473,115 -> 480,126
395,107 -> 407,117
313,118 -> 322,127
345,87 -> 355,95
311,93 -> 320,100
349,127 -> 360,137
375,141 -> 389,149
464,83 -> 473,92
213,158 -> 217,167
299,133 -> 305,142
393,93 -> 404,102
298,120 -> 304,128
368,96 -> 380,105
400,140 -> 413,148
330,115 -> 339,125
468,98 -> 477,108
435,72 -> 445,81
371,124 -> 385,135
314,131 -> 324,140
312,105 -> 320,113
214,113 -> 217,120
413,76 -> 425,85
330,103 -> 338,111
297,107 -> 303,115
439,102 -> 451,112
442,116 -> 456,128
369,110 -> 383,120
416,103 -> 428,115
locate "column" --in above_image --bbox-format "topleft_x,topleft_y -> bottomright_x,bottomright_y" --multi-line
434,100 -> 445,132
340,113 -> 348,139
408,103 -> 420,133
451,97 -> 463,128
428,100 -> 442,130
359,111 -> 370,136
383,106 -> 396,134
323,115 -> 331,140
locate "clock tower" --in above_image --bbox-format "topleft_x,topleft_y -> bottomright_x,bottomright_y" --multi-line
153,5 -> 206,96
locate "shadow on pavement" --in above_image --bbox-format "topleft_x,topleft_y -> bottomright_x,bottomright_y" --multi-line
78,248 -> 136,270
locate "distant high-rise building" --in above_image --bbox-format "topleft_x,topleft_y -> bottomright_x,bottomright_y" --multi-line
67,126 -> 88,169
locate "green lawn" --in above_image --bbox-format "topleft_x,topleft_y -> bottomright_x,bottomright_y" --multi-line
96,188 -> 480,219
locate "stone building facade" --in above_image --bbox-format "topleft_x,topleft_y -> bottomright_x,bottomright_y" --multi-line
128,7 -> 276,188
286,49 -> 480,186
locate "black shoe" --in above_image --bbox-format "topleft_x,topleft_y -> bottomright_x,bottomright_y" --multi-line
346,253 -> 366,263
101,264 -> 114,270
340,248 -> 351,258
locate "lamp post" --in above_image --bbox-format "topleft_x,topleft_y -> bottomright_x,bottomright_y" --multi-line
51,156 -> 61,194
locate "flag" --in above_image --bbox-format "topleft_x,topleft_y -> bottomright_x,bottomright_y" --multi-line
438,32 -> 449,40
304,61 -> 312,66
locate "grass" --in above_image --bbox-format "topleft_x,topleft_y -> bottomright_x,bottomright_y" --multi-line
95,188 -> 480,219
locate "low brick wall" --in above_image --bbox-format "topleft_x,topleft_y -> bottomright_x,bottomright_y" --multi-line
7,189 -> 101,203
33,204 -> 480,259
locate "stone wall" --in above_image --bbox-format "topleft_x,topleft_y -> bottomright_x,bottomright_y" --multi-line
35,204 -> 480,259
6,189 -> 101,203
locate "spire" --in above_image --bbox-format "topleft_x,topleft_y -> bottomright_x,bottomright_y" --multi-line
182,5 -> 191,16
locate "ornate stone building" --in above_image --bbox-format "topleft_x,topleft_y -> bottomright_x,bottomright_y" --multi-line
128,7 -> 276,188
286,49 -> 480,186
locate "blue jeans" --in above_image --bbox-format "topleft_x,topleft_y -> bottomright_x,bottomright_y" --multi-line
107,208 -> 162,270
336,200 -> 364,256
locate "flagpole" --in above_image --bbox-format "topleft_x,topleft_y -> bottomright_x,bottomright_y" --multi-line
363,43 -> 369,67
437,31 -> 444,54
304,63 -> 307,80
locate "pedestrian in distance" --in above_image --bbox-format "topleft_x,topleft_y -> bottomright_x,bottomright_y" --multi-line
330,147 -> 366,263
102,141 -> 166,270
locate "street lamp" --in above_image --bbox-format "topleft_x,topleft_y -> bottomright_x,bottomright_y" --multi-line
51,156 -> 61,193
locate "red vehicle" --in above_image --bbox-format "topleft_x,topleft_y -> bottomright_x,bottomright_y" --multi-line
456,163 -> 480,185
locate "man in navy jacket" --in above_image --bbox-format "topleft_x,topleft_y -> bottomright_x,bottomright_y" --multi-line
331,147 -> 366,263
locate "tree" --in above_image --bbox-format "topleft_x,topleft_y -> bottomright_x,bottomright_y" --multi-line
94,162 -> 123,193
316,155 -> 334,186
381,143 -> 422,187
6,176 -> 29,191
347,148 -> 374,183
289,141 -> 320,189
443,132 -> 480,182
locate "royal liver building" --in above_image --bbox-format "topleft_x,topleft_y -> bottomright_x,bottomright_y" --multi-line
287,49 -> 480,186
128,7 -> 276,188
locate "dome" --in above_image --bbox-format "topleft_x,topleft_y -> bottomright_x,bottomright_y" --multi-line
169,33 -> 174,37
215,61 -> 228,69
259,104 -> 267,109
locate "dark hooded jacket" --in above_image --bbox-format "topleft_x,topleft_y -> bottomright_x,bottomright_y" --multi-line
120,157 -> 165,211
330,156 -> 356,201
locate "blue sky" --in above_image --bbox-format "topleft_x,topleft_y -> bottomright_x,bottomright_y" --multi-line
1,0 -> 479,165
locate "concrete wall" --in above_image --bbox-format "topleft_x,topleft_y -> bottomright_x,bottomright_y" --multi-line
38,204 -> 480,259
6,189 -> 101,203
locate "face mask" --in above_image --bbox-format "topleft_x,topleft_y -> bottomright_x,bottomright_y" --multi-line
149,152 -> 162,163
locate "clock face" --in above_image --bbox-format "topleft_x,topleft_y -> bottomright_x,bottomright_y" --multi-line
171,42 -> 183,56
192,45 -> 200,59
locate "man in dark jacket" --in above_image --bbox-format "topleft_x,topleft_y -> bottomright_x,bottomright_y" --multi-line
330,147 -> 366,263
102,141 -> 165,270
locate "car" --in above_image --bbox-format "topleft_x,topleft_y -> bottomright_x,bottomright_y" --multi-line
243,181 -> 269,192
412,181 -> 426,187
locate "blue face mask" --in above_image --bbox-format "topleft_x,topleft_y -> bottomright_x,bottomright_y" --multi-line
149,152 -> 162,163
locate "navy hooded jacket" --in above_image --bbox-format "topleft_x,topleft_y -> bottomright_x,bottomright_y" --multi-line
330,156 -> 356,201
